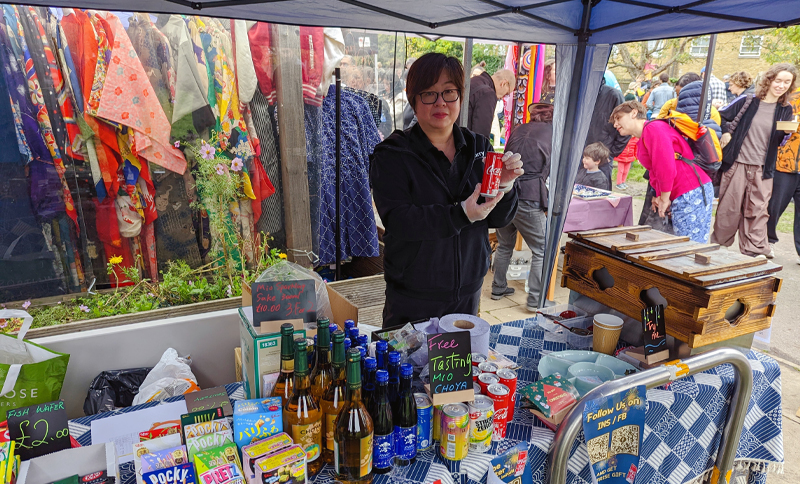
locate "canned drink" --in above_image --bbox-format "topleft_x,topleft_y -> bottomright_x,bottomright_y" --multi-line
474,383 -> 482,394
471,353 -> 487,367
480,152 -> 504,198
432,405 -> 443,441
472,366 -> 481,382
478,373 -> 499,395
497,368 -> 518,405
468,395 -> 495,453
439,403 -> 470,461
488,383 -> 511,441
478,361 -> 498,374
415,393 -> 433,451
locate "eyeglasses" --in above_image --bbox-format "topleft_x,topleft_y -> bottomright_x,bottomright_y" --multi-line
418,89 -> 461,104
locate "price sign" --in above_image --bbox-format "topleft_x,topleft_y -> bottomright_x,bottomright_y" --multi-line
426,331 -> 474,405
642,305 -> 667,358
7,400 -> 70,461
252,279 -> 316,328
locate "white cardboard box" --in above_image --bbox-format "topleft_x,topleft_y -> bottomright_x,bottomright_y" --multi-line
18,443 -> 118,484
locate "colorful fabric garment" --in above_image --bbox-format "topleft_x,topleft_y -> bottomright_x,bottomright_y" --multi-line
502,43 -> 519,143
95,12 -> 186,175
248,23 -> 276,104
127,13 -> 175,123
513,44 -> 545,126
672,182 -> 713,243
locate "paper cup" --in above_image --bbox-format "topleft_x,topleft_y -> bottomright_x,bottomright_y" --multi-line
592,314 -> 624,355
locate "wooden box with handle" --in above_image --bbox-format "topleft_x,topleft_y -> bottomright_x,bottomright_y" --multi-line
561,226 -> 782,348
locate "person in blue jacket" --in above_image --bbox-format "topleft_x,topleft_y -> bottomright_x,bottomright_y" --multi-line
370,53 -> 523,328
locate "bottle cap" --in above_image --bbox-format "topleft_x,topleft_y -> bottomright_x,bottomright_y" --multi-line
376,369 -> 389,383
317,319 -> 330,346
358,346 -> 367,360
344,338 -> 352,351
280,323 -> 294,335
349,328 -> 359,340
313,335 -> 318,344
389,351 -> 401,363
401,363 -> 413,377
346,347 -> 361,363
364,357 -> 377,369
344,319 -> 355,329
358,335 -> 369,347
332,330 -> 345,343
376,340 -> 388,352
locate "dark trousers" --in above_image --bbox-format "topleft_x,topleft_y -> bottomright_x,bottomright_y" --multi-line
600,160 -> 613,187
382,285 -> 481,329
767,171 -> 800,256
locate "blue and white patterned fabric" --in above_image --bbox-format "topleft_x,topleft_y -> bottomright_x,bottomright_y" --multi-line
671,181 -> 714,243
70,318 -> 783,484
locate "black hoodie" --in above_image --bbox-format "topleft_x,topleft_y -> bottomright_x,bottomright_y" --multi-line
370,124 -> 518,302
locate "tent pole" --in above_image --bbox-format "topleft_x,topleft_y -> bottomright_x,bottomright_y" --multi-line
460,38 -> 474,128
697,34 -> 718,123
335,67 -> 342,281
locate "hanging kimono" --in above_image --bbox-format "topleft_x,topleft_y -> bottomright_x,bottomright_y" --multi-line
126,12 -> 176,124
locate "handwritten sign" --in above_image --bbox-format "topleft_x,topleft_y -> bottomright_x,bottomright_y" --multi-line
184,386 -> 232,417
252,279 -> 316,328
427,331 -> 473,405
642,305 -> 667,358
7,400 -> 70,461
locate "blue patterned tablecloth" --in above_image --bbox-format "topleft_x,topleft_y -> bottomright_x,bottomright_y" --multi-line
70,317 -> 783,484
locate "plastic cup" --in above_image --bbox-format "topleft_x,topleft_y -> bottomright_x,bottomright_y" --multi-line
592,313 -> 624,355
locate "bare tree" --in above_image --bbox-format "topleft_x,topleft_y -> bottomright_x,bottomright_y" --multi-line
609,37 -> 697,82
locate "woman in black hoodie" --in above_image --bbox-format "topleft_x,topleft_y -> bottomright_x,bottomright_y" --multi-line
370,53 -> 523,328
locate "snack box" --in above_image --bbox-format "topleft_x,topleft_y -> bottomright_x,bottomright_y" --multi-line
198,463 -> 244,484
232,399 -> 283,451
193,443 -> 242,475
140,445 -> 189,473
133,434 -> 182,484
186,429 -> 234,461
184,419 -> 231,440
519,373 -> 579,429
254,445 -> 307,484
142,464 -> 197,484
241,433 -> 293,481
139,423 -> 181,441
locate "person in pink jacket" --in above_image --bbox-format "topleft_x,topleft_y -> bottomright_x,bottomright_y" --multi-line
614,136 -> 639,189
611,101 -> 713,242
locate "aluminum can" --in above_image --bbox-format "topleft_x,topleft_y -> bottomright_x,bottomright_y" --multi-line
474,382 -> 482,394
472,366 -> 481,382
415,393 -> 433,451
480,152 -> 504,197
497,368 -> 518,406
471,353 -> 487,367
432,405 -> 443,441
477,373 -> 499,395
468,395 -> 495,453
488,383 -> 511,441
439,403 -> 469,461
478,361 -> 498,374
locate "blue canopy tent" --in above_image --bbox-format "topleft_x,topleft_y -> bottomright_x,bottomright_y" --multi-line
31,0 -> 800,305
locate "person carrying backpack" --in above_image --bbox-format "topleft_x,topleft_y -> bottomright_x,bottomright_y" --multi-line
713,64 -> 797,258
611,101 -> 713,243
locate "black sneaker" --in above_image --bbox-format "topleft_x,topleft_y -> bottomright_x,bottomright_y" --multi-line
491,287 -> 515,300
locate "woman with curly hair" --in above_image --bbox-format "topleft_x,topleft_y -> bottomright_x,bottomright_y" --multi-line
728,71 -> 755,99
712,64 -> 798,257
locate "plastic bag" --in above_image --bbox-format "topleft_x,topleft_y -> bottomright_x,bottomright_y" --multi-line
0,310 -> 33,365
132,348 -> 200,405
83,367 -> 152,415
255,260 -> 333,324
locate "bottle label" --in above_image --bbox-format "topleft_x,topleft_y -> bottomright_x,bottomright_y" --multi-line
291,419 -> 322,463
373,432 -> 394,469
394,425 -> 417,460
334,434 -> 373,477
325,412 -> 337,451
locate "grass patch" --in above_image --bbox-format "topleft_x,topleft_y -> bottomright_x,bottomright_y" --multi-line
611,161 -> 647,184
776,203 -> 794,234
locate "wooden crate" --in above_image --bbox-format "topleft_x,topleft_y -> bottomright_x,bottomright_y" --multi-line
327,275 -> 386,328
561,226 -> 782,348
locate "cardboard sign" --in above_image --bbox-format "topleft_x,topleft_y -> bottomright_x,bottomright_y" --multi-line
251,279 -> 316,329
184,386 -> 232,417
7,400 -> 70,461
426,331 -> 474,405
629,305 -> 669,365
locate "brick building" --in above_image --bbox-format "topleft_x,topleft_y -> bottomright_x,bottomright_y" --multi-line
681,32 -> 771,79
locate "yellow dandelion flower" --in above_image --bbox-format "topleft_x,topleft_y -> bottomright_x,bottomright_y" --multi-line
278,253 -> 287,259
109,255 -> 123,264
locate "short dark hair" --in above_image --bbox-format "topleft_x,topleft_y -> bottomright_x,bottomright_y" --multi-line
677,72 -> 701,88
406,53 -> 465,111
609,101 -> 647,123
583,142 -> 610,164
659,72 -> 670,83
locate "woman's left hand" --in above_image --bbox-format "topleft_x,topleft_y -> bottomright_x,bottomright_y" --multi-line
499,152 -> 524,187
654,196 -> 671,218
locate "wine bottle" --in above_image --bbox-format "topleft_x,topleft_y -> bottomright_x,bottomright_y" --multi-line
362,357 -> 377,410
393,363 -> 417,465
387,351 -> 401,404
348,327 -> 359,342
321,330 -> 346,465
344,337 -> 352,353
368,369 -> 393,475
358,334 -> 369,349
310,319 -> 334,402
375,340 -> 388,371
334,348 -> 374,484
283,338 -> 324,475
358,346 -> 367,376
271,323 -> 295,401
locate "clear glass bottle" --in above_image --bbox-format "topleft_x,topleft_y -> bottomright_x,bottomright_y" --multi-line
362,357 -> 377,410
310,318 -> 334,402
334,348 -> 374,484
321,330 -> 346,465
387,351 -> 401,404
283,338 -> 323,475
271,323 -> 295,401
368,369 -> 393,475
393,363 -> 417,466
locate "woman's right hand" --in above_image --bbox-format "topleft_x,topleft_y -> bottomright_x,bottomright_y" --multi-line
462,184 -> 504,222
720,132 -> 732,148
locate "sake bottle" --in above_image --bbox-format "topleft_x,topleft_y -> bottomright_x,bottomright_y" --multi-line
368,369 -> 394,475
310,318 -> 334,402
321,330 -> 346,465
271,323 -> 295,401
393,363 -> 417,465
334,348 -> 374,484
283,338 -> 323,475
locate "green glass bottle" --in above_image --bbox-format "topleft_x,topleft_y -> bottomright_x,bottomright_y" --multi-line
283,338 -> 323,475
270,323 -> 295,402
310,319 -> 334,402
321,329 -> 347,464
334,348 -> 374,484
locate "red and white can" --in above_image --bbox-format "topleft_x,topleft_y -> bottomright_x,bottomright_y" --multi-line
472,366 -> 481,382
471,353 -> 487,367
478,361 -> 498,374
477,372 -> 499,395
480,152 -> 503,197
497,368 -> 518,405
488,383 -> 511,441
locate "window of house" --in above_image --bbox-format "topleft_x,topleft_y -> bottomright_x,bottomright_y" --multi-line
690,36 -> 709,56
739,35 -> 762,57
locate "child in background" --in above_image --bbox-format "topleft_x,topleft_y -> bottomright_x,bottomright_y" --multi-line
614,136 -> 639,190
576,142 -> 611,191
